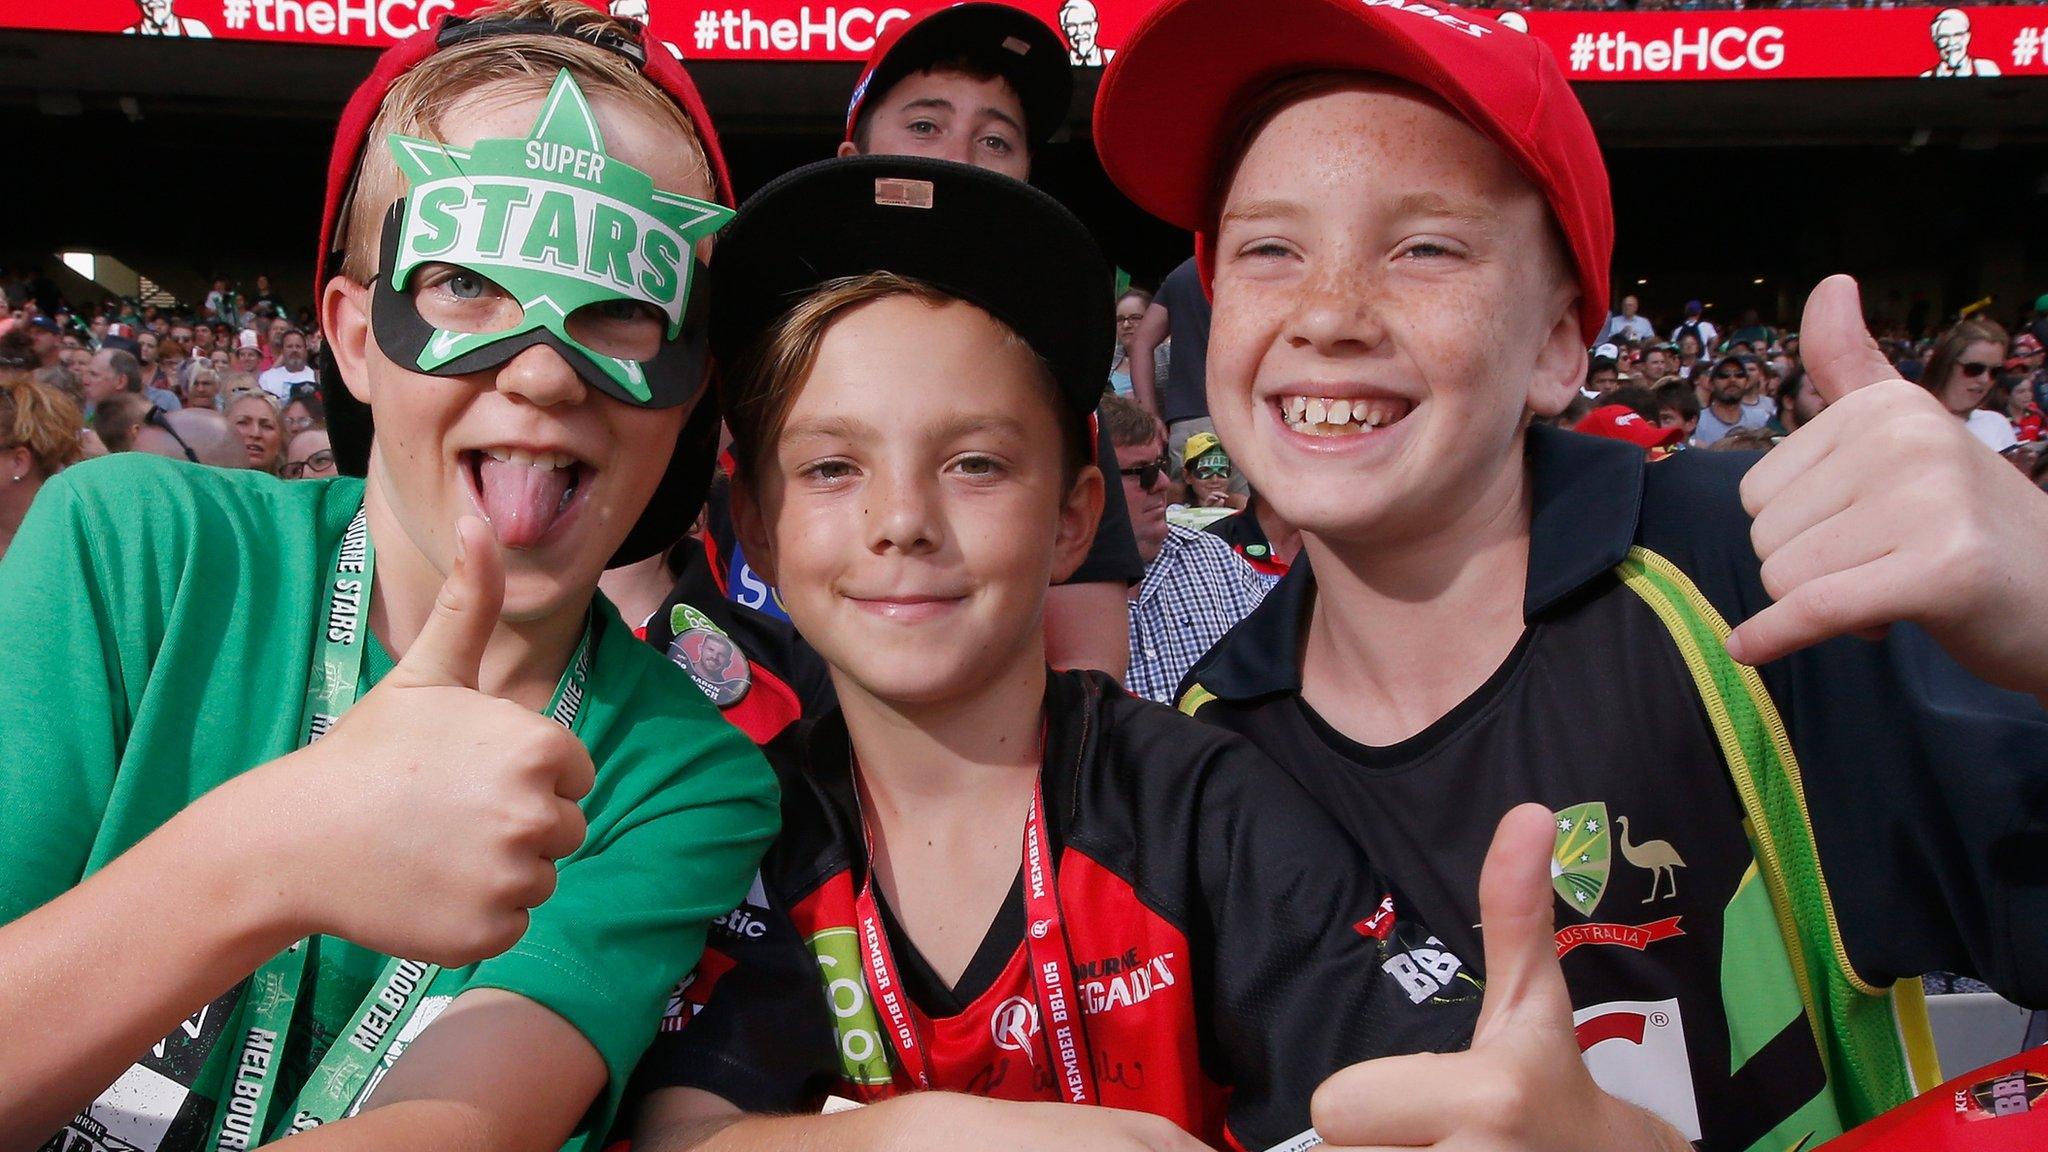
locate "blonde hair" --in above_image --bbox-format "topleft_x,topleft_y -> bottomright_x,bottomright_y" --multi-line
336,0 -> 712,284
0,372 -> 86,478
723,271 -> 1082,483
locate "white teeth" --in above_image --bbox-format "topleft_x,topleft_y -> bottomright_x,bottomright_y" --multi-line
1290,395 -> 1307,419
1305,398 -> 1327,425
1328,399 -> 1352,426
480,448 -> 576,470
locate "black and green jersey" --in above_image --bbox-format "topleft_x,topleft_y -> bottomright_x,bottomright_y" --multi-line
1178,424 -> 2048,1152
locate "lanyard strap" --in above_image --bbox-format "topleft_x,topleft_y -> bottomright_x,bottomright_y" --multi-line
204,504 -> 594,1147
849,737 -> 1096,1105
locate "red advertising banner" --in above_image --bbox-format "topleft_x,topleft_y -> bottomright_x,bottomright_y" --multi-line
4,0 -> 2048,80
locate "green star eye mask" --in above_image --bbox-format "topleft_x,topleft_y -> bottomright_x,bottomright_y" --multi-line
371,69 -> 734,408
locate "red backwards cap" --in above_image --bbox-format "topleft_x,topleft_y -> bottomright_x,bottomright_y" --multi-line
1092,0 -> 1612,345
314,11 -> 734,295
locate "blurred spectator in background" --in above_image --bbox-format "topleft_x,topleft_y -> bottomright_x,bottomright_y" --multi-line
133,406 -> 247,469
231,330 -> 265,375
1597,294 -> 1656,344
0,339 -> 85,561
1695,354 -> 1768,447
1585,343 -> 1621,395
92,392 -> 153,454
1671,299 -> 1718,353
1921,317 -> 2016,451
226,390 -> 284,473
281,390 -> 325,436
184,366 -> 222,412
283,428 -> 337,480
1102,396 -> 1267,703
1772,368 -> 1826,436
1129,255 -> 1213,468
1654,378 -> 1701,442
1108,287 -> 1168,399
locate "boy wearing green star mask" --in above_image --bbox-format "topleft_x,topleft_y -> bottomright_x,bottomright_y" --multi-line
0,4 -> 777,1151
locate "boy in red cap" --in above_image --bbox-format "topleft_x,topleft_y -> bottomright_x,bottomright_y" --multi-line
0,4 -> 776,1149
1096,0 -> 2048,1148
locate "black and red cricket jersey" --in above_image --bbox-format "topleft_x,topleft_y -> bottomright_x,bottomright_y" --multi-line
627,670 -> 1478,1151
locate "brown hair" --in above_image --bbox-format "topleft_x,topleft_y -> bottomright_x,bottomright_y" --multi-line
0,371 -> 86,479
1920,317 -> 2008,406
92,391 -> 153,454
336,0 -> 712,283
723,271 -> 1084,485
1098,393 -> 1163,451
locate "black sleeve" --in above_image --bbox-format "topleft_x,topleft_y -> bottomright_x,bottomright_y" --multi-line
1639,452 -> 2048,1007
1062,403 -> 1145,586
621,883 -> 841,1117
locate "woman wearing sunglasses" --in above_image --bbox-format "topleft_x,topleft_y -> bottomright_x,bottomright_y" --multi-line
1921,317 -> 2018,451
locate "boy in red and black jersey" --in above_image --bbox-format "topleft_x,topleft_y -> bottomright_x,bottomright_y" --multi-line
622,156 -> 1685,1152
633,666 -> 1470,1147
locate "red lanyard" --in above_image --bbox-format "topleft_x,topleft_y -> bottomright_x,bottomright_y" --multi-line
850,751 -> 1097,1105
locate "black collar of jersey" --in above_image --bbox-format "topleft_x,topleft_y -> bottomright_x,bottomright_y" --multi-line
1182,424 -> 1645,703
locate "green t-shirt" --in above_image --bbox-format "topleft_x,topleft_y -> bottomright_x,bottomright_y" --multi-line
0,453 -> 779,1152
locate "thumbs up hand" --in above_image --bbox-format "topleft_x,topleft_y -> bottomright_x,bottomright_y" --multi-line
1309,805 -> 1691,1152
1726,275 -> 2048,698
226,517 -> 596,967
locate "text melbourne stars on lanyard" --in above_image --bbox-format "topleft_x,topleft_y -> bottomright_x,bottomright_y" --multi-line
204,504 -> 593,1150
849,727 -> 1098,1106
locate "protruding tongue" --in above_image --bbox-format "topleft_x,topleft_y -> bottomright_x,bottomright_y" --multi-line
476,456 -> 573,549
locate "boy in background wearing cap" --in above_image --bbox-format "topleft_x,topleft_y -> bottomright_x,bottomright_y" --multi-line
830,0 -> 1145,679
624,155 -> 1682,1152
0,4 -> 776,1150
1098,1 -> 2048,1148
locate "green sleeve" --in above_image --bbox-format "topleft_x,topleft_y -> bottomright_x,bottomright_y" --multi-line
456,628 -> 781,1146
0,475 -> 133,920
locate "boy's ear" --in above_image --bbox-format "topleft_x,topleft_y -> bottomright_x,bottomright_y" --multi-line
835,140 -> 860,160
321,276 -> 376,406
728,468 -> 778,588
1050,462 -> 1106,585
1526,295 -> 1587,419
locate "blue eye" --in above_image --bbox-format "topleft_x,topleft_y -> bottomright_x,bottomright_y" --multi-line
446,272 -> 486,299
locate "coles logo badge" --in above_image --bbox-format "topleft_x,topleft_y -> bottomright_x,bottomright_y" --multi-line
667,603 -> 751,707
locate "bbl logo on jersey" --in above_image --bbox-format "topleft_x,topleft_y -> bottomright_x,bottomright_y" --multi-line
1552,801 -> 1613,915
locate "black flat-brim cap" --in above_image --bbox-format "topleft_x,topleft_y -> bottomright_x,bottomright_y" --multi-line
710,154 -> 1111,421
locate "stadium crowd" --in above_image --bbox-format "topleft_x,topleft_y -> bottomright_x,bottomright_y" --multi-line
2,1 -> 2045,1151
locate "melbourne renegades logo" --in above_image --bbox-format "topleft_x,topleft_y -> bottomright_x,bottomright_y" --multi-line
989,996 -> 1042,1067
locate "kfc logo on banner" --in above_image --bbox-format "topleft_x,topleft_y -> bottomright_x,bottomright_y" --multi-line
1572,998 -> 1703,1141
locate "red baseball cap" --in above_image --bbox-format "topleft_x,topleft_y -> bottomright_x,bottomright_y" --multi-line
313,9 -> 734,566
844,2 -> 1073,148
1092,0 -> 1612,344
1575,404 -> 1682,450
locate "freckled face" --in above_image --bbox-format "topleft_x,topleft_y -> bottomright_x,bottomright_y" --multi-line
1205,85 -> 1581,548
